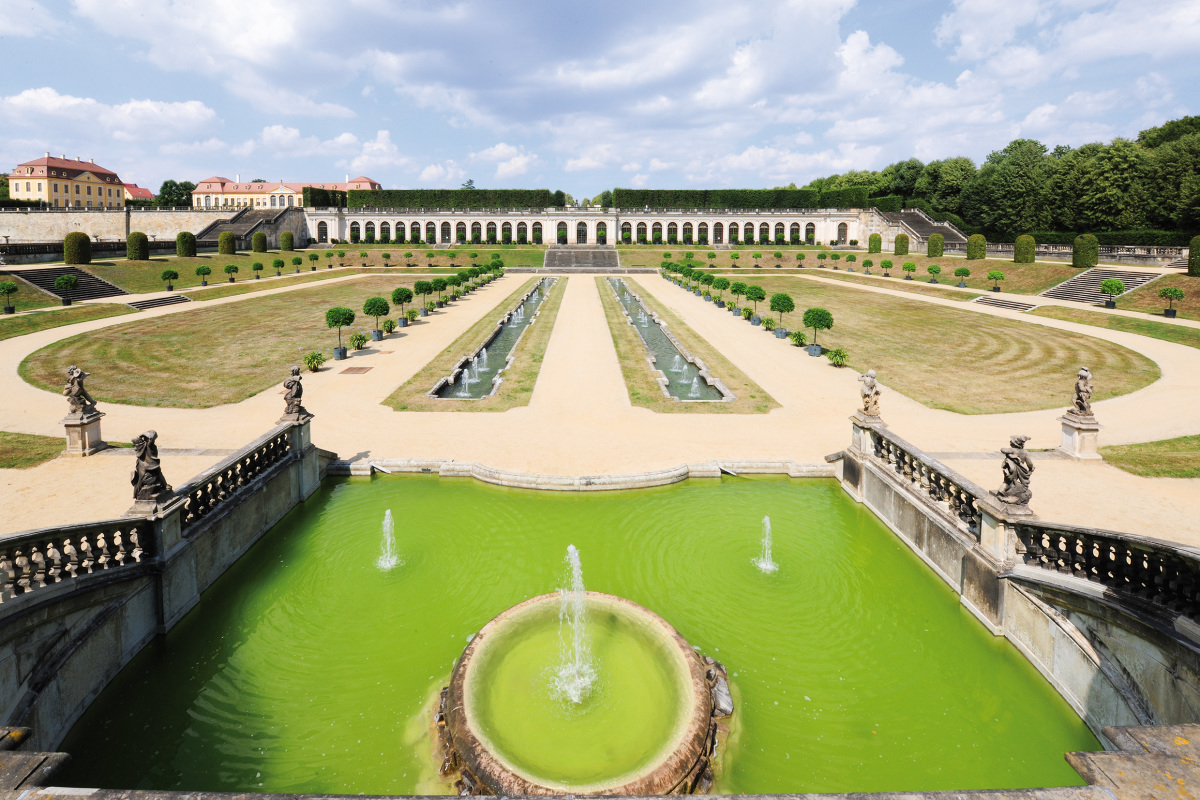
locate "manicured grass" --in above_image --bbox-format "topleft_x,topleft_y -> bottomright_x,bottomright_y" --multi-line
1100,434 -> 1200,478
345,247 -> 545,269
0,271 -> 58,310
0,304 -> 137,341
20,275 -> 432,408
385,277 -> 564,412
617,245 -> 827,270
83,252 -> 294,293
1030,305 -> 1200,351
601,277 -> 777,414
1115,273 -> 1200,322
776,270 -> 981,302
664,275 -> 1159,415
0,431 -> 63,469
185,269 -> 373,301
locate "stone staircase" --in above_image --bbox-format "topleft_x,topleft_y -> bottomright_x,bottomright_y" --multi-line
127,295 -> 191,311
8,266 -> 126,301
1039,268 -> 1161,304
543,246 -> 621,270
196,207 -> 289,244
972,296 -> 1037,312
878,209 -> 968,245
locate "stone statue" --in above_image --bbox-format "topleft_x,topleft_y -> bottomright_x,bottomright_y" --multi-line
283,366 -> 308,416
63,365 -> 98,416
131,430 -> 172,502
995,435 -> 1034,506
859,369 -> 881,417
1071,367 -> 1094,417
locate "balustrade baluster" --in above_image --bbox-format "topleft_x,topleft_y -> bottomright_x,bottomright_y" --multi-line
0,550 -> 14,601
79,536 -> 95,574
15,551 -> 31,593
45,540 -> 62,583
63,538 -> 79,579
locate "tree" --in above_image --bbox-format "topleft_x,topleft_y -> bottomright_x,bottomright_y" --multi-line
1159,286 -> 1185,310
309,253 -> 320,268
64,232 -> 91,264
926,264 -> 941,282
156,179 -> 196,207
966,234 -> 987,260
802,307 -> 833,346
326,307 -> 356,348
224,263 -> 239,281
218,231 -> 236,255
176,231 -> 196,257
252,261 -> 264,278
1014,234 -> 1036,264
461,178 -> 476,189
954,266 -> 971,285
987,269 -> 1006,289
195,265 -> 211,283
1191,236 -> 1200,277
414,280 -> 433,305
1100,278 -> 1126,298
363,296 -> 390,331
1072,234 -> 1099,269
392,286 -> 414,313
126,231 -> 149,261
54,274 -> 78,304
770,292 -> 795,323
600,189 -> 613,208
160,269 -> 179,289
272,258 -> 285,274
1138,115 -> 1200,148
252,232 -> 267,252
281,231 -> 294,251
552,190 -> 566,207
902,262 -> 917,278
880,259 -> 893,275
291,256 -> 303,270
432,277 -> 448,301
712,277 -> 730,300
730,281 -> 747,306
744,284 -> 766,312
0,281 -> 19,311
894,233 -> 909,255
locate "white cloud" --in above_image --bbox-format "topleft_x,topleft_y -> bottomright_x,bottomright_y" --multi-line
0,87 -> 217,141
0,1 -> 54,35
257,125 -> 360,157
343,130 -> 411,173
419,161 -> 466,185
472,142 -> 539,179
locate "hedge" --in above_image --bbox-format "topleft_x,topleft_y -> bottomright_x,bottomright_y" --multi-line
1072,234 -> 1099,269
64,232 -> 91,264
176,231 -> 196,257
894,233 -> 909,255
347,189 -> 555,209
126,231 -> 149,261
966,234 -> 987,260
280,231 -> 294,251
927,233 -> 944,258
1190,236 -> 1200,277
867,233 -> 881,253
218,231 -> 236,255
302,187 -> 348,207
0,199 -> 42,208
1014,234 -> 1036,263
870,195 -> 902,213
1023,229 -> 1196,247
614,187 -> 870,209
252,231 -> 267,252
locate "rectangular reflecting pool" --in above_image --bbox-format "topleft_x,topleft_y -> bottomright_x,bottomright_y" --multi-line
57,476 -> 1097,795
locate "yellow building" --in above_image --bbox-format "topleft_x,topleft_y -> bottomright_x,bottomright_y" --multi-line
8,154 -> 126,208
191,175 -> 381,208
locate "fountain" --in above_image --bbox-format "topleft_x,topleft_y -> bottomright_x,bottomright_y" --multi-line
550,545 -> 596,704
479,347 -> 488,370
377,510 -> 399,570
752,515 -> 778,574
688,376 -> 703,398
670,355 -> 686,374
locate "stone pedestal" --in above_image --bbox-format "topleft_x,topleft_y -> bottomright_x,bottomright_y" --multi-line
60,411 -> 106,456
1058,411 -> 1102,460
977,493 -> 1036,565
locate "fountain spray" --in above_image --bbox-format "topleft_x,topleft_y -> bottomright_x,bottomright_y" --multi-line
753,515 -> 779,574
377,509 -> 400,570
552,544 -> 597,704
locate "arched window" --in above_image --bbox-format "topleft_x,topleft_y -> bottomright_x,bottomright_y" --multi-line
502,222 -> 512,243
471,222 -> 482,243
394,222 -> 405,243
441,221 -> 451,243
456,222 -> 467,242
486,222 -> 497,243
411,222 -> 421,242
713,222 -> 722,243
596,222 -> 606,244
350,221 -> 361,241
426,222 -> 436,242
744,222 -> 754,242
287,195 -> 294,207
667,222 -> 678,243
652,222 -> 662,242
576,221 -> 587,244
556,221 -> 568,244
774,222 -> 785,243
317,221 -> 328,241
760,222 -> 770,242
365,221 -> 375,241
270,195 -> 277,207
805,222 -> 815,243
698,222 -> 708,243
380,222 -> 390,241
517,222 -> 528,243
837,222 -> 848,244
532,222 -> 542,243
204,195 -> 211,208
790,223 -> 800,243
621,221 -> 632,242
636,222 -> 647,242
728,223 -> 738,243
682,222 -> 693,244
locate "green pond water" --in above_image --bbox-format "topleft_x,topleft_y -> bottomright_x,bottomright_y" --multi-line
58,475 -> 1098,795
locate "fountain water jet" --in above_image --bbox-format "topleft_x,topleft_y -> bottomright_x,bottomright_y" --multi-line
670,355 -> 686,373
752,515 -> 778,574
688,376 -> 702,398
377,510 -> 400,570
551,545 -> 597,704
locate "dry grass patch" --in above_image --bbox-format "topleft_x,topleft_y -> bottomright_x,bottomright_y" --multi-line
19,275 -> 437,408
384,277 -> 564,412
0,431 -> 63,469
342,246 -> 544,270
1030,305 -> 1200,351
1115,273 -> 1200,322
0,271 -> 59,311
1101,434 -> 1200,479
617,245 -> 826,270
672,275 -> 1159,414
779,270 -> 981,302
185,268 -> 374,301
0,304 -> 136,342
600,277 -> 777,414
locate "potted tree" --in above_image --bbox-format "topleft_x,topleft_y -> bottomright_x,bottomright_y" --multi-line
338,250 -> 347,267
881,259 -> 892,278
730,253 -> 740,268
752,251 -> 762,268
382,252 -> 392,268
712,277 -> 730,307
54,274 -> 77,305
773,250 -> 783,267
987,269 -> 1005,292
0,280 -> 18,314
1159,286 -> 1185,318
845,254 -> 857,271
954,266 -> 971,287
224,264 -> 239,282
309,253 -> 319,270
273,258 -> 285,277
292,256 -> 304,273
326,306 -> 355,359
830,253 -> 841,270
392,286 -> 414,325
160,269 -> 179,291
744,285 -> 766,324
796,252 -> 805,268
817,252 -> 827,268
862,259 -> 873,275
364,296 -> 390,340
432,277 -> 449,307
447,274 -> 462,300
414,280 -> 433,315
902,262 -> 916,280
802,307 -> 833,356
360,251 -> 370,268
325,250 -> 335,268
701,272 -> 715,299
1100,278 -> 1125,309
252,261 -> 264,279
729,281 -> 746,313
707,252 -> 717,267
195,265 -> 212,286
926,264 -> 941,283
770,292 -> 794,337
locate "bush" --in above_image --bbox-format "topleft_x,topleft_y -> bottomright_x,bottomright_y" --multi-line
1014,234 -> 1036,263
1100,278 -> 1126,297
870,195 -> 902,213
252,231 -> 267,252
272,258 -> 285,272
349,332 -> 369,350
224,264 -> 238,279
954,266 -> 970,279
405,308 -> 419,322
1159,287 -> 1185,309
218,231 -> 236,255
303,351 -> 327,372
252,262 -> 264,275
987,269 -> 1006,288
880,259 -> 893,273
160,269 -> 179,285
364,296 -> 390,329
803,307 -> 834,346
826,348 -> 849,367
770,292 -> 795,323
862,259 -> 873,270
894,234 -> 909,255
195,265 -> 211,278
126,231 -> 149,261
788,330 -> 807,346
176,231 -> 197,258
1072,234 -> 1099,269
309,253 -> 319,266
414,280 -> 433,302
795,253 -> 805,263
868,233 -> 882,253
291,256 -> 303,268
63,231 -> 91,264
845,254 -> 856,262
382,318 -> 397,334
761,317 -> 776,331
927,265 -> 941,280
0,281 -> 18,306
902,262 -> 916,274
741,307 -> 753,320
966,233 -> 987,260
831,253 -> 841,262
927,233 -> 944,258
54,274 -> 78,294
280,231 -> 294,251
1191,236 -> 1200,277
325,306 -> 355,348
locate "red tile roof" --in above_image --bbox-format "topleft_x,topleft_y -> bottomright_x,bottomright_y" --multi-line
191,177 -> 381,194
12,155 -> 122,182
124,183 -> 155,200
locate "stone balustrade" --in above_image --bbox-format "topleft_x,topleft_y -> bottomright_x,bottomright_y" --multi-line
0,518 -> 151,604
176,427 -> 293,533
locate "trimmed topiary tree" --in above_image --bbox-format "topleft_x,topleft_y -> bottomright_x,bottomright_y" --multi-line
363,296 -> 390,332
1189,235 -> 1200,277
987,269 -> 1005,291
1100,278 -> 1125,306
126,231 -> 149,261
744,284 -> 766,314
252,261 -> 264,279
280,231 -> 294,251
195,265 -> 211,285
218,231 -> 236,255
1072,234 -> 1099,269
1014,234 -> 1036,264
926,264 -> 941,283
64,232 -> 91,264
252,231 -> 267,252
1159,286 -> 1185,317
803,307 -> 833,347
966,234 -> 987,260
272,258 -> 285,275
176,231 -> 196,258
770,292 -> 795,325
325,307 -> 355,349
224,263 -> 239,282
391,286 -> 414,315
160,269 -> 179,290
1,281 -> 19,313
54,273 -> 78,305
954,266 -> 971,287
868,233 -> 881,253
894,233 -> 909,255
927,233 -> 944,258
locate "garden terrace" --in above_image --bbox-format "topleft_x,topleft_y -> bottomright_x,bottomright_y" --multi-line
1112,273 -> 1200,322
0,271 -> 59,310
1099,434 -> 1200,479
0,304 -> 135,342
1030,305 -> 1200,352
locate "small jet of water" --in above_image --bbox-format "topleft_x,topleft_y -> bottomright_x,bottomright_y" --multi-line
753,515 -> 779,574
551,544 -> 597,704
377,510 -> 401,570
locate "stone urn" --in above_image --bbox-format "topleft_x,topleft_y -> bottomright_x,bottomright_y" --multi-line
371,330 -> 383,341
750,315 -> 761,326
775,327 -> 789,338
333,346 -> 348,360
807,343 -> 822,357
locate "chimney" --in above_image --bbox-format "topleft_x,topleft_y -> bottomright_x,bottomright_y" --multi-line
44,151 -> 49,157
345,174 -> 349,183
90,158 -> 94,163
236,173 -> 240,183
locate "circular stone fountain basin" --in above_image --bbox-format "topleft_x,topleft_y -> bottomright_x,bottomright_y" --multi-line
444,592 -> 714,795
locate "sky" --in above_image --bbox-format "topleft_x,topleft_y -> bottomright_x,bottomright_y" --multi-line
2,0 -> 1197,197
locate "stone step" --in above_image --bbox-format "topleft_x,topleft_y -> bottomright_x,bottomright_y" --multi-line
8,266 -> 126,301
1040,268 -> 1161,304
543,246 -> 621,270
972,296 -> 1037,312
127,294 -> 192,310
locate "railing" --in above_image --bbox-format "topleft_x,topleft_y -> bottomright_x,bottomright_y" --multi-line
316,207 -> 865,215
176,426 -> 293,533
0,518 -> 152,604
0,207 -> 220,213
866,426 -> 983,539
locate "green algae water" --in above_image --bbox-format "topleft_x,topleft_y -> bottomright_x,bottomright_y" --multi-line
57,476 -> 1098,794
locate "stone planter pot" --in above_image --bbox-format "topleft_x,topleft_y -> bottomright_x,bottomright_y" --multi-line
958,281 -> 967,287
3,305 -> 14,314
807,344 -> 822,357
694,290 -> 702,296
371,330 -> 383,341
1165,308 -> 1178,318
904,275 -> 912,280
751,316 -> 761,326
61,298 -> 71,306
992,286 -> 1001,292
703,294 -> 712,302
847,268 -> 854,272
730,306 -> 740,314
255,274 -> 260,280
716,300 -> 725,308
420,308 -> 429,316
929,278 -> 938,283
228,277 -> 235,283
200,279 -> 208,286
165,283 -> 174,291
333,346 -> 348,360
882,273 -> 891,278
1104,299 -> 1116,309
398,317 -> 409,327
774,328 -> 789,338
436,301 -> 445,308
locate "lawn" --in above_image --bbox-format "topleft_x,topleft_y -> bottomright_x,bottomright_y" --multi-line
20,275 -> 434,408
660,275 -> 1159,415
1114,273 -> 1200,322
1030,306 -> 1200,351
385,277 -> 565,412
601,277 -> 778,414
185,268 -> 373,301
0,431 -> 63,469
0,271 -> 59,310
617,245 -> 827,270
776,269 -> 981,302
1100,434 -> 1200,478
0,304 -> 137,341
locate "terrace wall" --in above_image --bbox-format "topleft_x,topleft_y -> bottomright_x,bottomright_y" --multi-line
0,208 -> 237,245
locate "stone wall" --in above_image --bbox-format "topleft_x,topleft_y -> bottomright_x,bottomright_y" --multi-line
0,209 -> 238,244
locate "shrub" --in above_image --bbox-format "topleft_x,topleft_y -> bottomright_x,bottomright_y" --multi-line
868,233 -> 882,253
1072,234 -> 1099,269
0,281 -> 18,307
1190,236 -> 1200,277
224,264 -> 238,280
927,265 -> 941,279
364,296 -> 390,329
160,269 -> 179,286
845,254 -> 856,262
773,251 -> 782,260
125,231 -> 149,261
272,258 -> 285,272
349,331 -> 369,350
831,253 -> 841,262
382,252 -> 392,265
761,317 -> 776,331
303,351 -> 327,372
54,274 -> 78,294
707,252 -> 716,261
796,253 -> 805,263
391,286 -> 414,311
325,307 -> 355,348
817,252 -> 827,264
1014,234 -> 1036,263
712,277 -> 730,298
927,233 -> 944,258
826,348 -> 849,367
966,234 -> 987,260
769,292 -> 795,323
881,259 -> 893,274
894,233 -> 909,255
195,265 -> 211,279
176,231 -> 197,258
987,269 -> 1006,288
788,330 -> 807,346
64,232 -> 91,264
1100,278 -> 1126,297
309,253 -> 319,266
405,308 -> 419,322
902,262 -> 916,275
280,231 -> 294,251
741,307 -> 753,320
862,259 -> 873,270
252,262 -> 264,275
252,231 -> 267,252
1159,287 -> 1185,309
744,284 -> 766,311
382,318 -> 397,334
218,231 -> 236,255
325,251 -> 335,263
803,307 -> 833,346
954,267 -> 971,279
291,256 -> 303,268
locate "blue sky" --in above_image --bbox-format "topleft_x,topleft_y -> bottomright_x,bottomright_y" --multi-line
2,0 -> 1197,197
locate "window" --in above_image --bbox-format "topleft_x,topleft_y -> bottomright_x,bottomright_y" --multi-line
53,183 -> 58,193
76,185 -> 80,194
37,183 -> 42,192
287,195 -> 294,206
271,196 -> 277,207
25,182 -> 30,191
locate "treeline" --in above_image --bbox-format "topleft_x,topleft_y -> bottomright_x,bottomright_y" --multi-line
345,188 -> 557,208
611,187 -> 869,209
803,115 -> 1200,241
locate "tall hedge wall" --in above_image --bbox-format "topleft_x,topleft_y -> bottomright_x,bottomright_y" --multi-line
927,233 -> 944,258
303,187 -> 348,207
870,195 -> 902,213
1022,229 -> 1195,247
126,231 -> 149,261
1189,235 -> 1200,277
1014,235 -> 1036,264
1072,234 -> 1099,269
347,189 -> 555,209
894,233 -> 909,256
611,187 -> 869,209
176,231 -> 196,258
64,232 -> 91,265
966,234 -> 987,260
